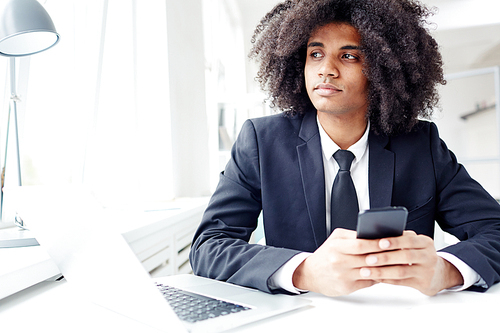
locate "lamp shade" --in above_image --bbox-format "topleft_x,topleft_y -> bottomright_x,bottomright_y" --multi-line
0,0 -> 59,57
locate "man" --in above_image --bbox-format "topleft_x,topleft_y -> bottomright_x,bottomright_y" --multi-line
189,0 -> 500,297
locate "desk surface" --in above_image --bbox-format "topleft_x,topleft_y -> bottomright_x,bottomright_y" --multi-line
233,283 -> 500,333
1,277 -> 498,333
0,197 -> 209,300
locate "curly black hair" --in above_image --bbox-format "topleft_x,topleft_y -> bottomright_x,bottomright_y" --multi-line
249,0 -> 446,136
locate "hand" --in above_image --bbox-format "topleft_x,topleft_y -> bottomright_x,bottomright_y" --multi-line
292,228 -> 381,296
361,230 -> 464,296
292,229 -> 465,297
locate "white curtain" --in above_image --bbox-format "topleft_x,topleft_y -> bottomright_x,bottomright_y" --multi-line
10,0 -> 174,209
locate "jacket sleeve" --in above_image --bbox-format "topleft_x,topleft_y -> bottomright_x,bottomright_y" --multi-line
431,122 -> 500,291
189,119 -> 301,294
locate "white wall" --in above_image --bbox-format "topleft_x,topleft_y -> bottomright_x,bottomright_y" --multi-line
433,69 -> 500,199
166,0 -> 212,198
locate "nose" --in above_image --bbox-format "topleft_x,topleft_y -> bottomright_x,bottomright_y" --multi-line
318,57 -> 339,78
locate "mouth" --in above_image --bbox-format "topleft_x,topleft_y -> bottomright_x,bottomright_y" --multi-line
314,83 -> 342,97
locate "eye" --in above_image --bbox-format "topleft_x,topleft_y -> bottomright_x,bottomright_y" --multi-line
342,53 -> 359,60
310,51 -> 323,59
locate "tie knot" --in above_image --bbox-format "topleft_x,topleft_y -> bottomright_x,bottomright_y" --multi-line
333,150 -> 355,171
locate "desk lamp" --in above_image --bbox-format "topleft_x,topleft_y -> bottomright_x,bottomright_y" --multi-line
0,0 -> 59,247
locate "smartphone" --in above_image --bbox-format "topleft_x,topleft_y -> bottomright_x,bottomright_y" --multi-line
356,206 -> 408,239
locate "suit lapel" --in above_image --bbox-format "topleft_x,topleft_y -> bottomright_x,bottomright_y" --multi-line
295,115 -> 396,246
296,112 -> 327,247
368,132 -> 394,208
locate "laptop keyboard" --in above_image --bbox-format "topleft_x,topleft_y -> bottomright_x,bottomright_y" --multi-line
156,283 -> 251,323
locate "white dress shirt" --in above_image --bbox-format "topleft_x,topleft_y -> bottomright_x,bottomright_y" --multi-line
268,116 -> 484,294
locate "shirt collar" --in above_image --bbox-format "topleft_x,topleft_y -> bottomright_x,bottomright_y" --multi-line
316,115 -> 370,164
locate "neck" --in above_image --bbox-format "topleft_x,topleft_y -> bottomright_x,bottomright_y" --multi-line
317,111 -> 367,150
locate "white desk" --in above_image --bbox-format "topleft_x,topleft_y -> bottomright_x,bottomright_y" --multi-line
0,197 -> 208,300
1,277 -> 499,333
0,246 -> 60,299
233,283 -> 500,333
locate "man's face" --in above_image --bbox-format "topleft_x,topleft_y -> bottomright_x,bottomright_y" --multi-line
304,22 -> 369,118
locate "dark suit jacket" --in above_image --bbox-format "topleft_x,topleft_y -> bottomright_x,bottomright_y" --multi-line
190,111 -> 500,293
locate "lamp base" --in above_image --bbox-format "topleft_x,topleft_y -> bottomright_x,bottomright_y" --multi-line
0,226 -> 39,248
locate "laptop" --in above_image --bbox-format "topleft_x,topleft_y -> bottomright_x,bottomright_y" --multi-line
9,186 -> 311,333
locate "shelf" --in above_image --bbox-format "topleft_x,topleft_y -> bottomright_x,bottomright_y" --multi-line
460,103 -> 496,120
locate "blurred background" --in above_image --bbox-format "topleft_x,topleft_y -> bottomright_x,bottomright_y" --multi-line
0,0 -> 499,230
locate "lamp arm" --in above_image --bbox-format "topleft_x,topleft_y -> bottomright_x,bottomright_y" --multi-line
8,57 -> 22,188
0,58 -> 23,221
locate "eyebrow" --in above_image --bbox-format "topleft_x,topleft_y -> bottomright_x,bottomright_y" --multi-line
307,42 -> 324,48
340,45 -> 360,50
307,42 -> 360,50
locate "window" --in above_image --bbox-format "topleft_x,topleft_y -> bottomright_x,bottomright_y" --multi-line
0,0 -> 175,228
202,0 -> 271,183
0,0 -> 264,229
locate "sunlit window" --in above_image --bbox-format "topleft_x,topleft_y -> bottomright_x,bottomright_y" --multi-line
2,0 -> 174,217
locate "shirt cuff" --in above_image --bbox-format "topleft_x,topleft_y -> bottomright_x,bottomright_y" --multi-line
437,251 -> 487,291
268,252 -> 312,294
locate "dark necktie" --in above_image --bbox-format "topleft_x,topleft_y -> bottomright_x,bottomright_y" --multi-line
330,149 -> 359,233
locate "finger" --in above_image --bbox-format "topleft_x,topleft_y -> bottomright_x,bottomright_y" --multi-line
330,237 -> 382,256
378,233 -> 433,251
326,228 -> 382,255
403,230 -> 417,237
359,264 -> 418,281
364,248 -> 425,267
373,278 -> 415,288
372,277 -> 437,296
329,228 -> 357,239
351,279 -> 379,290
